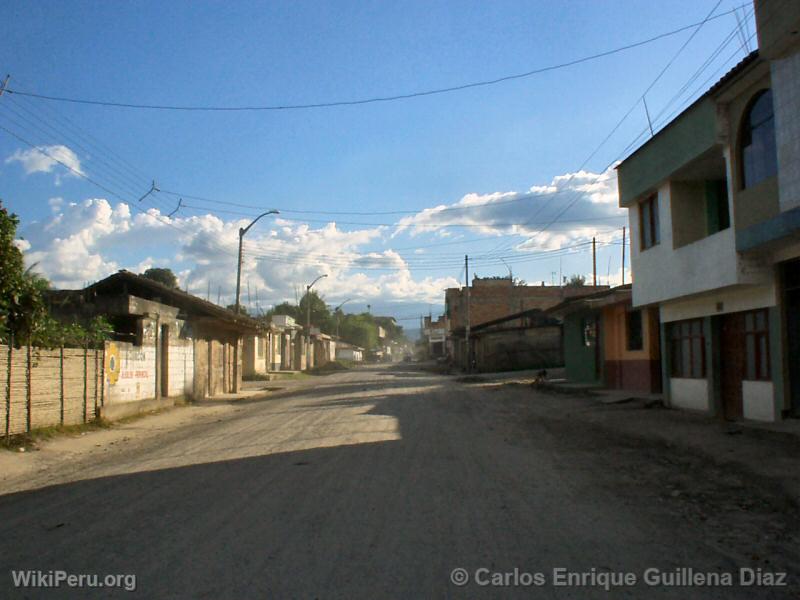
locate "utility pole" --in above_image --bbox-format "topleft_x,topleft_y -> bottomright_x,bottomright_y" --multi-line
217,286 -> 221,305
465,254 -> 471,373
592,237 -> 597,288
621,226 -> 627,286
234,209 -> 279,392
305,274 -> 328,369
206,280 -> 211,302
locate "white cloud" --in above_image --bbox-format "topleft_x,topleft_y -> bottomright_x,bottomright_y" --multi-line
6,145 -> 84,184
19,198 -> 459,307
394,166 -> 624,251
16,165 -> 628,310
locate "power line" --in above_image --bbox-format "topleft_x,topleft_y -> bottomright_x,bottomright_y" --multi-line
482,0 -> 729,260
4,6 -> 748,112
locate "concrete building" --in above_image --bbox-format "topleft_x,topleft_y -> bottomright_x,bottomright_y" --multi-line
617,1 -> 800,421
548,285 -> 661,393
242,315 -> 306,376
422,315 -> 448,358
47,271 -> 258,418
336,342 -> 363,363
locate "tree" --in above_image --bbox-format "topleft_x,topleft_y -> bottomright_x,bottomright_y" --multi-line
0,201 -> 112,347
0,201 -> 46,344
565,274 -> 586,287
142,267 -> 178,289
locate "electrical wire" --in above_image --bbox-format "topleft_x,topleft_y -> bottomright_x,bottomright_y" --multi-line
4,6 -> 749,112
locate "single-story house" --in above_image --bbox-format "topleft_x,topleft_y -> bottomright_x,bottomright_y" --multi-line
336,342 -> 363,362
47,270 -> 259,418
547,284 -> 662,393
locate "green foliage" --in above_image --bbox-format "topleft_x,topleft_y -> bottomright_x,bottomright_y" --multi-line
566,274 -> 586,287
0,202 -> 113,348
142,267 -> 178,288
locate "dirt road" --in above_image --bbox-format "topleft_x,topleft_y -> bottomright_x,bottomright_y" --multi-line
0,363 -> 798,598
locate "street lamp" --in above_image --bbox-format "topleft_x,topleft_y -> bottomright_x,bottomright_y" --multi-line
305,274 -> 328,367
235,210 -> 280,314
333,298 -> 353,338
233,209 -> 279,393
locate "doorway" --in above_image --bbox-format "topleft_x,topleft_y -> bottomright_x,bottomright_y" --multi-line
160,324 -> 169,398
720,313 -> 745,420
784,260 -> 800,416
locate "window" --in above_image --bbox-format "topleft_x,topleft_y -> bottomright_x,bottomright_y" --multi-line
705,179 -> 730,234
640,194 -> 660,250
670,319 -> 705,378
626,310 -> 643,351
744,309 -> 770,380
741,89 -> 777,189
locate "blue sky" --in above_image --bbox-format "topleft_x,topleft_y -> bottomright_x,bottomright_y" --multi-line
0,0 -> 756,322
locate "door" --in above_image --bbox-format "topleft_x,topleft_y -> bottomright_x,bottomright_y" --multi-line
720,313 -> 745,420
784,260 -> 800,416
160,325 -> 169,397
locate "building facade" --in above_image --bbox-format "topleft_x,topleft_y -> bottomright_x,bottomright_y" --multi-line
548,285 -> 661,393
617,1 -> 800,421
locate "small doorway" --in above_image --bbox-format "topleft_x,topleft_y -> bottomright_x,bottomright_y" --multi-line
720,313 -> 745,420
784,260 -> 800,416
160,325 -> 169,398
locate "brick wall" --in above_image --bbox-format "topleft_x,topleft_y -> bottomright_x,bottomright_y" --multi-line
446,279 -> 609,329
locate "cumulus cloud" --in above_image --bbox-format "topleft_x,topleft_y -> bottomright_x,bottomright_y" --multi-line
18,198 -> 459,307
395,166 -> 624,251
6,145 -> 84,184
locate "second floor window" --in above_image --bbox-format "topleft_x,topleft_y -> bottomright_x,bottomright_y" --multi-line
741,89 -> 777,189
640,194 -> 660,250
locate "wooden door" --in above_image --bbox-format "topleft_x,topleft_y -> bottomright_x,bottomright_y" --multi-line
720,313 -> 745,420
784,260 -> 800,416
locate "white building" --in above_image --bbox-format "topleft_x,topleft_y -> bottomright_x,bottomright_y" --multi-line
617,1 -> 800,422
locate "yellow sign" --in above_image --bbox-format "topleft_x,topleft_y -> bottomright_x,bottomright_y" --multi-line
105,343 -> 120,385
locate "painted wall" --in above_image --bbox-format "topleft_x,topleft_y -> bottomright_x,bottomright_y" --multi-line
743,380 -> 776,421
670,377 -> 710,412
659,282 -> 777,323
105,341 -> 157,405
630,183 -> 769,308
602,304 -> 661,392
772,51 -> 800,212
562,310 -> 600,384
618,98 -> 717,207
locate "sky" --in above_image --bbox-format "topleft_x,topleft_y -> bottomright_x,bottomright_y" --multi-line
0,0 -> 757,326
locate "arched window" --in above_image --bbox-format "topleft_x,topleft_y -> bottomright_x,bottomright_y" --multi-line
740,89 -> 777,189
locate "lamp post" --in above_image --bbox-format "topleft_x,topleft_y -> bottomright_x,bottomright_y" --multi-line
333,298 -> 353,338
305,274 -> 328,368
235,210 -> 279,314
233,209 -> 279,392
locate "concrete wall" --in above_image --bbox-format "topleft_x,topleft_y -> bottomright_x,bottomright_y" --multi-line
772,51 -> 800,211
631,182 -> 770,308
743,380 -> 776,421
659,282 -> 777,323
602,304 -> 661,393
670,377 -> 710,412
105,341 -> 157,405
618,98 -> 718,207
